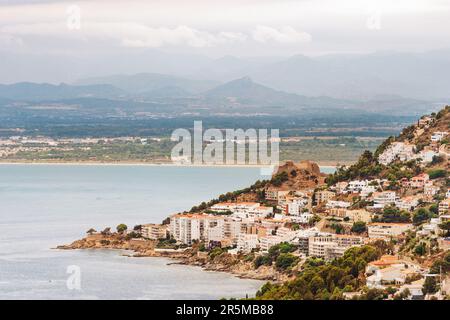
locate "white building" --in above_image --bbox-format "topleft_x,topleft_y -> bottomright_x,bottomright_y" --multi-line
360,185 -> 377,198
237,234 -> 259,253
285,197 -> 310,216
259,227 -> 298,252
210,202 -> 273,219
290,212 -> 313,224
431,131 -> 447,142
372,191 -> 397,208
416,150 -> 438,163
368,223 -> 413,239
141,224 -> 168,240
308,233 -> 365,260
348,180 -> 369,192
326,200 -> 351,209
395,196 -> 421,211
378,142 -> 415,165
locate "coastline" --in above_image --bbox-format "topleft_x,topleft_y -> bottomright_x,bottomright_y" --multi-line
56,235 -> 289,282
0,160 -> 342,169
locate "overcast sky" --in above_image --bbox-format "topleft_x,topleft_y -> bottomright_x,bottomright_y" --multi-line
0,0 -> 450,58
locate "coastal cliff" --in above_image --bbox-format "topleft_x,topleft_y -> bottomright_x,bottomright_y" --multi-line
57,234 -> 289,281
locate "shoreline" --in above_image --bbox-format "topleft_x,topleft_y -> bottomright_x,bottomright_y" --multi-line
56,236 -> 289,282
0,160 -> 343,169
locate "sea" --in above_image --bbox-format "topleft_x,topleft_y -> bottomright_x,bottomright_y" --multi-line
0,164 -> 335,299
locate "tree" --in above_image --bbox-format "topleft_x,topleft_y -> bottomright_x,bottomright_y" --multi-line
116,224 -> 128,233
428,169 -> 447,179
374,206 -> 411,223
429,204 -> 439,215
422,276 -> 438,295
101,227 -> 111,235
254,254 -> 272,268
275,253 -> 298,271
413,208 -> 431,225
351,221 -> 367,234
439,221 -> 450,237
86,228 -> 97,235
414,242 -> 427,256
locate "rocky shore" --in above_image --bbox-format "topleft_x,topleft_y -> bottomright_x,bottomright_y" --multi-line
57,234 -> 289,282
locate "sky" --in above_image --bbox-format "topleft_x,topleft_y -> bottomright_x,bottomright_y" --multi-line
1,0 -> 450,84
1,0 -> 450,57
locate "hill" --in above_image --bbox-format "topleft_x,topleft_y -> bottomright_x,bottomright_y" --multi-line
203,76 -> 355,108
0,82 -> 125,101
76,73 -> 219,95
327,106 -> 449,185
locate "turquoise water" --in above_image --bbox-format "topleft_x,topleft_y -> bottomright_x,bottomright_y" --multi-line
0,164 -> 335,299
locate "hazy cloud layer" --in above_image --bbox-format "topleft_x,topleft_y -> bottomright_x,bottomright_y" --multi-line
0,0 -> 449,56
1,0 -> 450,84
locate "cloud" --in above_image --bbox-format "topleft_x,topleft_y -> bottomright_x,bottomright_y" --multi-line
0,22 -> 247,48
0,34 -> 23,48
252,25 -> 311,44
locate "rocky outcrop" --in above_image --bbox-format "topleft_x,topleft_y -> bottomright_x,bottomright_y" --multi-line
271,160 -> 327,190
57,235 -> 286,282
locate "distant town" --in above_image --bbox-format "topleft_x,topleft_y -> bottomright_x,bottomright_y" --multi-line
61,106 -> 450,300
0,134 -> 382,165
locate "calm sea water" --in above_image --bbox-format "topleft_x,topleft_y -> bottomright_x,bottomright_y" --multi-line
0,164 -> 335,300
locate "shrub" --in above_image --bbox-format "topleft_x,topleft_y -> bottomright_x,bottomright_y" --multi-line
351,221 -> 367,234
254,254 -> 272,268
275,253 -> 298,271
428,169 -> 447,179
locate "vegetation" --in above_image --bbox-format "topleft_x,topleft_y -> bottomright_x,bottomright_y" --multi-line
351,221 -> 367,234
429,251 -> 450,275
189,179 -> 270,212
271,172 -> 289,187
256,245 -> 381,300
427,169 -> 447,180
86,228 -> 97,235
326,151 -> 382,186
253,242 -> 298,270
422,276 -> 438,295
412,208 -> 433,225
372,206 -> 411,223
116,224 -> 128,233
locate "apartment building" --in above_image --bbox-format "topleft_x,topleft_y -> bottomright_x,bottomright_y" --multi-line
424,184 -> 440,198
345,209 -> 372,223
308,233 -> 365,260
237,234 -> 259,253
265,188 -> 290,201
368,223 -> 413,239
284,196 -> 310,215
326,200 -> 351,209
372,191 -> 397,208
210,202 -> 273,218
378,142 -> 415,165
439,199 -> 450,215
431,131 -> 447,142
315,190 -> 335,204
410,173 -> 429,188
141,223 -> 168,240
395,196 -> 421,211
169,214 -> 204,245
348,180 -> 369,192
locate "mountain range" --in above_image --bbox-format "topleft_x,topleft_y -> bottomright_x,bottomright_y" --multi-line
0,75 -> 438,117
1,49 -> 450,101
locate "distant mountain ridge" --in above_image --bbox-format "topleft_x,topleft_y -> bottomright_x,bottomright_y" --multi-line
76,73 -> 219,95
0,82 -> 125,101
202,76 -> 353,108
